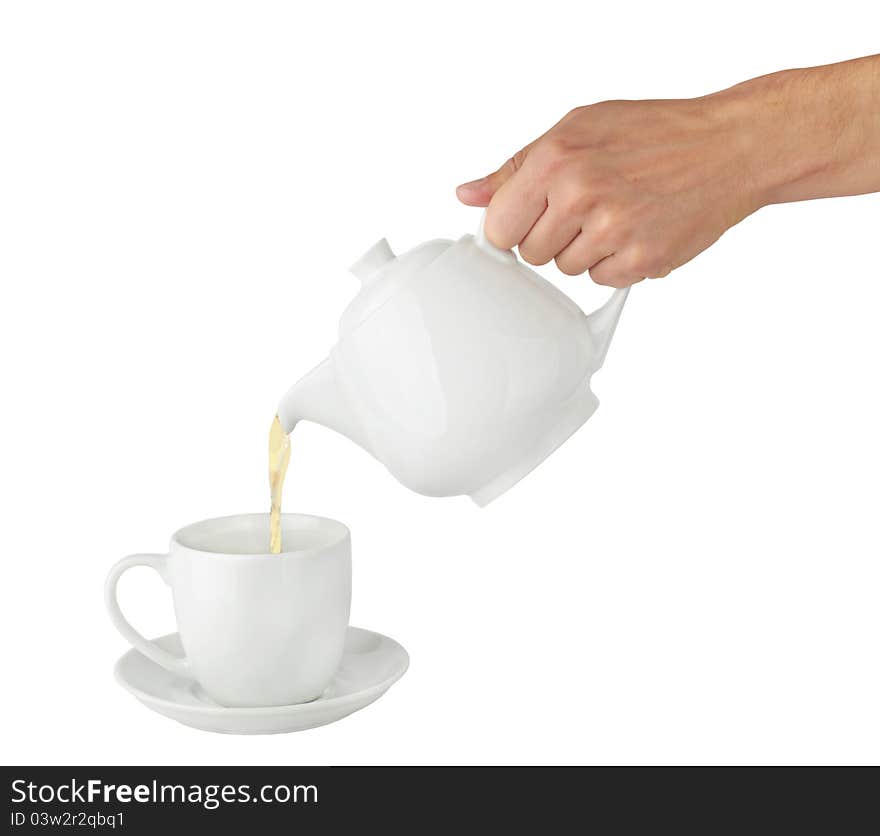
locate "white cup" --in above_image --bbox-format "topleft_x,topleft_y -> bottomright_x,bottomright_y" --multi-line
105,513 -> 351,707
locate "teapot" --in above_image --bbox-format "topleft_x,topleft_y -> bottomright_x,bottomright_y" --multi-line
277,217 -> 629,506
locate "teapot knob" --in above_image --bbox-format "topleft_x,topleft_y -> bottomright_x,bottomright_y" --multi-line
349,238 -> 395,283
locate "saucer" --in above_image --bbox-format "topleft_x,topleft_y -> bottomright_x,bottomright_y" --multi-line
114,626 -> 409,734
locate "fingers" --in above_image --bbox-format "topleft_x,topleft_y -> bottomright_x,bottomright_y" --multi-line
482,162 -> 549,250
518,210 -> 581,266
456,146 -> 530,208
554,228 -> 613,276
588,253 -> 648,288
556,213 -> 671,286
458,146 -> 549,250
456,176 -> 496,207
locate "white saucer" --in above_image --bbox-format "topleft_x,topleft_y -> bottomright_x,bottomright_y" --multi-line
114,627 -> 409,734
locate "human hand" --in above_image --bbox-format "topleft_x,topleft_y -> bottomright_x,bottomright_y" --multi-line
457,96 -> 761,287
457,57 -> 880,287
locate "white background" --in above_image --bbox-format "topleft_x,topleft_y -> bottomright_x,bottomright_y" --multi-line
1,1 -> 878,766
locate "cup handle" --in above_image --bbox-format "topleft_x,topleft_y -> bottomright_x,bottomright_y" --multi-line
104,553 -> 190,675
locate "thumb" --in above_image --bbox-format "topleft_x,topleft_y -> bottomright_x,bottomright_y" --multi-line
456,147 -> 530,207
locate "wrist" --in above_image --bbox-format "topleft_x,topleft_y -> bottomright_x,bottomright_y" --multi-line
704,70 -> 815,209
708,58 -> 880,207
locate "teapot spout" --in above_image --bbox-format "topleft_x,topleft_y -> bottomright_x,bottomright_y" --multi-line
585,287 -> 630,370
276,358 -> 372,453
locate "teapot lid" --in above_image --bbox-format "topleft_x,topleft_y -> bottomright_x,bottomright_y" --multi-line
339,236 -> 453,336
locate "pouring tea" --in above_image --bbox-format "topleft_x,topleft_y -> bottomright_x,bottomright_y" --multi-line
275,216 -> 628,508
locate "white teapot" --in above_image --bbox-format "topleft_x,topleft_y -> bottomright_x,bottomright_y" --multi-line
278,217 -> 629,505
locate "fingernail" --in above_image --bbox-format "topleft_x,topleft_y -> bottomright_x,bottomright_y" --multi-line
456,176 -> 488,192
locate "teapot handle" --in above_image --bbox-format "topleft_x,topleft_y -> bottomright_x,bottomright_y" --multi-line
474,212 -> 518,264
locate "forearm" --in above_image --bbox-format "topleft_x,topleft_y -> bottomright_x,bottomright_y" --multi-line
714,55 -> 880,207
